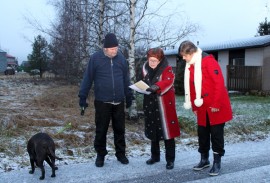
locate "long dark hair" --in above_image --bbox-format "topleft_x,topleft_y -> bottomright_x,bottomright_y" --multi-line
178,40 -> 197,55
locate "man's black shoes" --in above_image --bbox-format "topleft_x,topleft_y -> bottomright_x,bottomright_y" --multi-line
117,156 -> 129,164
146,157 -> 160,165
166,162 -> 174,169
95,155 -> 105,167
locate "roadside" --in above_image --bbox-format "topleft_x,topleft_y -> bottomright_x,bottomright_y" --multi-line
1,136 -> 270,183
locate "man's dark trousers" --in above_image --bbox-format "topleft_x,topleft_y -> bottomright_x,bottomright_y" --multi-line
94,100 -> 126,158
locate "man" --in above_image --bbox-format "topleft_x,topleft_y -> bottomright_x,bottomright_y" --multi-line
78,33 -> 133,167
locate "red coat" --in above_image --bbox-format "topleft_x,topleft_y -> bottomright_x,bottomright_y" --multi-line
142,61 -> 180,140
189,55 -> 233,126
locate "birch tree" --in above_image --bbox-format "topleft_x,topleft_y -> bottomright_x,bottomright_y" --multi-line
127,0 -> 138,117
26,0 -> 198,117
123,0 -> 198,118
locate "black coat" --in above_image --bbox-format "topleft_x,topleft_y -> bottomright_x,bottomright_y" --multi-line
141,58 -> 169,141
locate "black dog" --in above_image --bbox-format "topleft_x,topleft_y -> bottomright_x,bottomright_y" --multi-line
27,132 -> 62,180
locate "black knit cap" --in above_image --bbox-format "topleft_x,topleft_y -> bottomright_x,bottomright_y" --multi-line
103,33 -> 119,48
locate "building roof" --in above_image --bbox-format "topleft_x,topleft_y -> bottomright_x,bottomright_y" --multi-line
6,54 -> 15,58
0,48 -> 6,53
164,35 -> 270,55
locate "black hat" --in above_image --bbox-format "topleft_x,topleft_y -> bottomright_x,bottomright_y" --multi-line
103,33 -> 119,48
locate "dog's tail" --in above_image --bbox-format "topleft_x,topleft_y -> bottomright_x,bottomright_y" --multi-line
48,147 -> 63,161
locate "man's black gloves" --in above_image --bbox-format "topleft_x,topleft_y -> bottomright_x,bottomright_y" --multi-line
126,95 -> 135,108
79,97 -> 88,116
146,85 -> 160,93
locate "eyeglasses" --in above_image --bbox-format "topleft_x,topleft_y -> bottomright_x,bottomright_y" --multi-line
148,59 -> 160,63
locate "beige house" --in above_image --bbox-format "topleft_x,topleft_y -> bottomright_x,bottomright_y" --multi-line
164,35 -> 270,92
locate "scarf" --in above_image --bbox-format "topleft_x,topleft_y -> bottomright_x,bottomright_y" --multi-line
183,48 -> 203,109
144,58 -> 168,85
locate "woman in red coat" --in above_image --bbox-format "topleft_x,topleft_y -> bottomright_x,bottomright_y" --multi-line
178,41 -> 233,176
139,47 -> 180,170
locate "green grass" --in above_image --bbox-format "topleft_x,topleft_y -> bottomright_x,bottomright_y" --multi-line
135,94 -> 270,141
176,95 -> 270,140
178,116 -> 197,137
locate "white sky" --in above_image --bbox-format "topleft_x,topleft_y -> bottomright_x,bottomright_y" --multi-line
0,0 -> 270,64
0,0 -> 55,63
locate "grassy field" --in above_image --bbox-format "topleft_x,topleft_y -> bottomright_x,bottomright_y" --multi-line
0,78 -> 270,171
176,95 -> 270,142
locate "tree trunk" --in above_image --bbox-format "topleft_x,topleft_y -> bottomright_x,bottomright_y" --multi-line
128,0 -> 138,119
98,0 -> 105,47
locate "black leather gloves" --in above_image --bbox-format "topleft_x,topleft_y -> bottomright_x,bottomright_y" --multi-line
126,95 -> 135,108
79,97 -> 89,115
126,98 -> 132,108
146,85 -> 160,93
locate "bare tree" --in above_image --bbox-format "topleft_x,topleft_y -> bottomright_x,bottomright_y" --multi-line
46,0 -> 99,79
25,0 -> 198,117
98,0 -> 105,47
119,0 -> 198,118
48,0 -> 128,78
51,0 -> 198,116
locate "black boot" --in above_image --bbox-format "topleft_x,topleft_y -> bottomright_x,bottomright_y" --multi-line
166,162 -> 174,169
95,155 -> 105,167
146,157 -> 160,165
209,152 -> 221,176
117,155 -> 129,164
165,139 -> 175,170
193,152 -> 210,171
147,141 -> 160,165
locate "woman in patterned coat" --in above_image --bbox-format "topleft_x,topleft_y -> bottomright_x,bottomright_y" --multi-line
138,47 -> 180,170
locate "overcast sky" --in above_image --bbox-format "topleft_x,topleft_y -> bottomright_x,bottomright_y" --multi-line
0,0 -> 269,64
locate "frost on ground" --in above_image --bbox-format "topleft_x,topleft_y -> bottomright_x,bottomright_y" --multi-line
0,75 -> 269,174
